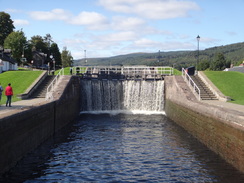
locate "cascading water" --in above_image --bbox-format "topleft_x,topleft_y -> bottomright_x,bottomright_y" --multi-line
80,79 -> 164,113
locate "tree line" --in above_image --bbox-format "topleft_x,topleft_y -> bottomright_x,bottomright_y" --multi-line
0,11 -> 73,68
77,42 -> 244,71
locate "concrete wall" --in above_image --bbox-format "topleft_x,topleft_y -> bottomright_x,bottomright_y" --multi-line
0,76 -> 80,175
165,76 -> 244,173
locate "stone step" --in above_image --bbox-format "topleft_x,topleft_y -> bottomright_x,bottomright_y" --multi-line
30,75 -> 56,98
191,75 -> 217,100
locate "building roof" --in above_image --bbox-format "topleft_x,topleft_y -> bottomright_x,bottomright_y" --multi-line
0,51 -> 16,64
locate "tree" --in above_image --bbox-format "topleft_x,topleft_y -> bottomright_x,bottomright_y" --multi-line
30,35 -> 48,53
4,30 -> 27,64
44,34 -> 53,62
61,47 -> 73,67
50,43 -> 61,68
0,11 -> 15,46
210,53 -> 230,71
198,60 -> 210,71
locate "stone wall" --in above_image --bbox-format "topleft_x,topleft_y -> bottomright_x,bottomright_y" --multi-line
0,76 -> 80,175
164,76 -> 244,173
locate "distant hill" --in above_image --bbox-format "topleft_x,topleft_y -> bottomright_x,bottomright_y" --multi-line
74,42 -> 244,70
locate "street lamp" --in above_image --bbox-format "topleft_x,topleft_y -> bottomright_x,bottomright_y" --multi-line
84,50 -> 87,63
50,55 -> 53,74
196,35 -> 200,74
53,59 -> 55,71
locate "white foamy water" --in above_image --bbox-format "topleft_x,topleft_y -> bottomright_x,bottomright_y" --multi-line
80,110 -> 166,115
80,79 -> 164,112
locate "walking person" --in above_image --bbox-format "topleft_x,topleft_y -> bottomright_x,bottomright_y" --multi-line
5,83 -> 13,107
0,83 -> 3,105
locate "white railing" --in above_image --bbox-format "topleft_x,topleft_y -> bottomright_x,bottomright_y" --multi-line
45,68 -> 64,101
71,66 -> 174,78
182,68 -> 201,100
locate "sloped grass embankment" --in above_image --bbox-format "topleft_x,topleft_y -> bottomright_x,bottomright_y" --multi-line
204,71 -> 244,105
0,70 -> 43,103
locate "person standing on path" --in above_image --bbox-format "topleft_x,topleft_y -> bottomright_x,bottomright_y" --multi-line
0,83 -> 3,104
5,83 -> 13,107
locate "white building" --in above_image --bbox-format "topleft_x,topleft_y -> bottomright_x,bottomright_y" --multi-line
0,49 -> 18,73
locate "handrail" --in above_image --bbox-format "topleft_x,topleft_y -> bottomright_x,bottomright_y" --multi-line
45,68 -> 64,101
182,68 -> 201,100
71,66 -> 174,78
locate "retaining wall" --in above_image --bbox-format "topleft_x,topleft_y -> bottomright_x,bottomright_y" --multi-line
0,76 -> 80,175
165,76 -> 244,173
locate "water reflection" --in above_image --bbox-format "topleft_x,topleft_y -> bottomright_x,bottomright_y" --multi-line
1,114 -> 244,182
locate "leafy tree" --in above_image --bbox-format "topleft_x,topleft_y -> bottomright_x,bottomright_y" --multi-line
198,60 -> 210,71
210,53 -> 230,71
43,34 -> 53,62
30,34 -> 61,66
23,41 -> 34,63
4,30 -> 27,64
50,43 -> 61,68
0,11 -> 15,46
61,47 -> 73,67
30,35 -> 48,53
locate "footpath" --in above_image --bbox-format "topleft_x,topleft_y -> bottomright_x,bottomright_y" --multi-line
0,98 -> 48,119
202,100 -> 244,115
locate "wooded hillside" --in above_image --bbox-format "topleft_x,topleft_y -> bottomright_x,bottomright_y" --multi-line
74,42 -> 244,70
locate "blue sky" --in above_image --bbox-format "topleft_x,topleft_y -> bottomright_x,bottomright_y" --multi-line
1,0 -> 244,59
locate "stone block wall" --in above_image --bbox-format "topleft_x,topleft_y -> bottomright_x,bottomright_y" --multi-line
165,76 -> 244,173
0,76 -> 80,175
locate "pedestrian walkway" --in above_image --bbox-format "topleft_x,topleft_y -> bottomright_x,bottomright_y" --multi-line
202,100 -> 244,115
0,98 -> 48,119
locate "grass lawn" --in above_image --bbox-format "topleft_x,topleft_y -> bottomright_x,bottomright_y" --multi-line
0,70 -> 43,103
204,71 -> 244,105
55,67 -> 86,75
54,67 -> 71,75
173,69 -> 182,75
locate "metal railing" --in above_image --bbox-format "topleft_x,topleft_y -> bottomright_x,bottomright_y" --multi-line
182,68 -> 201,100
71,66 -> 174,79
45,68 -> 64,101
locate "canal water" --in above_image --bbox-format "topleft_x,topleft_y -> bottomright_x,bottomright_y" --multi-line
1,112 -> 244,182
1,79 -> 244,182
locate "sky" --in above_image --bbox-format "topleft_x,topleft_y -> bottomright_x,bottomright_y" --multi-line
1,0 -> 244,59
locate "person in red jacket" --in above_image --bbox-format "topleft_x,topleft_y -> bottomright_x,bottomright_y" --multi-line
5,83 -> 13,107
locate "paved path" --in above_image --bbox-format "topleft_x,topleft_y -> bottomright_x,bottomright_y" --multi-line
0,98 -> 48,119
202,100 -> 244,114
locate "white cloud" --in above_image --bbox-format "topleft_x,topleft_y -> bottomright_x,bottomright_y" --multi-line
112,16 -> 145,31
29,9 -> 109,30
98,31 -> 138,42
134,38 -> 160,48
13,19 -> 29,26
69,11 -> 109,30
4,9 -> 23,13
197,37 -> 220,46
128,38 -> 195,51
226,31 -> 237,36
99,0 -> 200,19
29,9 -> 70,21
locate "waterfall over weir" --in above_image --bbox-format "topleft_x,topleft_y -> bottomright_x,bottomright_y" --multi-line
80,79 -> 164,113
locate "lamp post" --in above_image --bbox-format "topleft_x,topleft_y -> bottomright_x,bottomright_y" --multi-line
50,55 -> 53,74
53,59 -> 55,71
84,50 -> 87,63
196,35 -> 200,74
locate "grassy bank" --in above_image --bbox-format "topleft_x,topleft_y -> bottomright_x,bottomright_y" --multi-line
204,71 -> 244,105
0,70 -> 43,103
